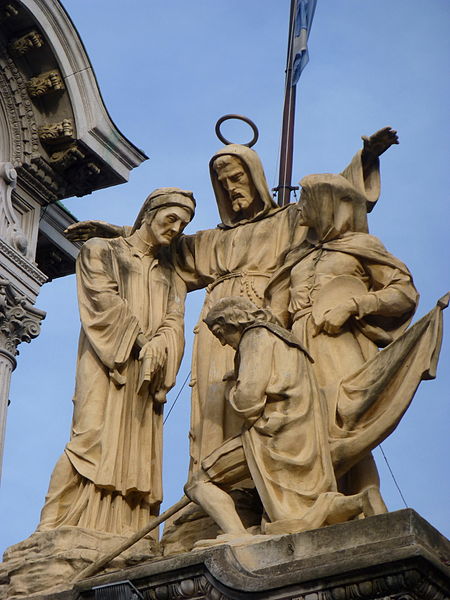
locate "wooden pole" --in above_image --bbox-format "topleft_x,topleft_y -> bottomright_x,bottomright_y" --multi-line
71,495 -> 191,584
276,0 -> 297,207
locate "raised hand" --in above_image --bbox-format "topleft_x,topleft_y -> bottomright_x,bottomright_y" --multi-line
361,127 -> 399,161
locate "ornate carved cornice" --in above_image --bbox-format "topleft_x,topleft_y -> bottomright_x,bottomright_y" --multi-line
0,0 -> 147,209
0,277 -> 45,357
150,567 -> 447,600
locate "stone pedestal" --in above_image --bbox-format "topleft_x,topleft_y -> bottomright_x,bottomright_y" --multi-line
1,510 -> 448,599
0,527 -> 158,600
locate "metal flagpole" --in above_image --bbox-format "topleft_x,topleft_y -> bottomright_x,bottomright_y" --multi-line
275,0 -> 298,207
275,0 -> 317,207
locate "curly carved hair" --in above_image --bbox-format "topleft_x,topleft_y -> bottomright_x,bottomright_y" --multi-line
204,297 -> 276,332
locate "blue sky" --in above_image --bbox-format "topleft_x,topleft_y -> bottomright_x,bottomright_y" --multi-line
1,0 -> 449,553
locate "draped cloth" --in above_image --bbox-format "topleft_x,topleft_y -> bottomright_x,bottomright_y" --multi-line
38,236 -> 185,535
265,174 -> 446,494
331,296 -> 448,477
201,323 -> 341,534
174,147 -> 380,476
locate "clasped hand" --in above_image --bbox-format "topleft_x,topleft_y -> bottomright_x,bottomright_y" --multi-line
138,337 -> 167,397
313,300 -> 356,336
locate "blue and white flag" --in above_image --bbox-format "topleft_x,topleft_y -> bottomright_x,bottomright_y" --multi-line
291,0 -> 317,86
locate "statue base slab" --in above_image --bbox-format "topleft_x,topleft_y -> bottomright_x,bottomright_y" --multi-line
1,510 -> 449,599
0,526 -> 158,599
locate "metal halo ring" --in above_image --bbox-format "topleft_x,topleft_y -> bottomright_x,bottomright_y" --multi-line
215,114 -> 259,148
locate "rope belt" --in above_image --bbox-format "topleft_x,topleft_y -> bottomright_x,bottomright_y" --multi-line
206,271 -> 272,299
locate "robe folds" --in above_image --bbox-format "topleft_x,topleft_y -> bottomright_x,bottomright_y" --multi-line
38,236 -> 185,535
174,148 -> 380,476
265,185 -> 446,493
176,206 -> 303,469
201,323 -> 342,534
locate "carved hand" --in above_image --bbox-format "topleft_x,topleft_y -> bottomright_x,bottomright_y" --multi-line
314,300 -> 356,336
361,126 -> 398,160
138,338 -> 168,390
64,220 -> 123,242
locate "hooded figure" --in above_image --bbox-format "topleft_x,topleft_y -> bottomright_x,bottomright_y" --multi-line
265,173 -> 425,506
175,145 -> 306,473
173,146 -> 385,489
38,189 -> 194,537
208,144 -> 277,228
58,134 -> 390,549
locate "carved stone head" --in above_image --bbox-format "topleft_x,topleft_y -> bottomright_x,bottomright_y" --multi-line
209,145 -> 276,228
299,173 -> 369,242
204,297 -> 275,349
131,187 -> 195,247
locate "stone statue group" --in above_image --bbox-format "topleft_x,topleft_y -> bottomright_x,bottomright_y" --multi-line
38,127 -> 447,550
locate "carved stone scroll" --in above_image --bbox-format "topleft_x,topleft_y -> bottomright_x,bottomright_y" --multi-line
49,144 -> 85,170
0,162 -> 27,256
0,4 -> 19,23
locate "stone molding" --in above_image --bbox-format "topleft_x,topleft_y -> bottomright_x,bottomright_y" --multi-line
0,277 -> 45,356
0,237 -> 48,286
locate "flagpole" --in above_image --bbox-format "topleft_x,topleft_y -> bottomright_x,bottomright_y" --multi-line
276,0 -> 297,207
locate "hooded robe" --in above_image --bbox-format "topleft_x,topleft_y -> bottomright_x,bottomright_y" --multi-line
266,174 -> 445,490
174,147 -> 383,476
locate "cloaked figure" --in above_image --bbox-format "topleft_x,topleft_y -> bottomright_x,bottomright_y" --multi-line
38,189 -> 195,536
266,173 -> 447,502
185,297 -> 383,545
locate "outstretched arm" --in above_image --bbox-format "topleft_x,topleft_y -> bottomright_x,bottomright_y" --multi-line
65,220 -> 128,243
340,126 -> 398,212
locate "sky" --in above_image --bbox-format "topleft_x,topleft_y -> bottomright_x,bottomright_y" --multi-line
1,0 -> 449,554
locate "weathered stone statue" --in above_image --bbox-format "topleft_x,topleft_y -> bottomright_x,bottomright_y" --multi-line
185,297 -> 384,546
38,188 -> 195,536
266,173 -> 446,503
64,129 -> 399,551
65,130 -> 395,489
